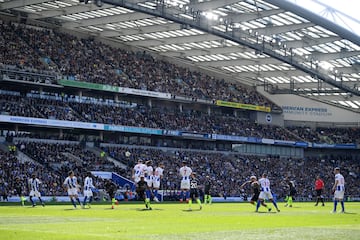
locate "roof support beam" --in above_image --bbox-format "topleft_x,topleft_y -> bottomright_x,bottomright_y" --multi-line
0,0 -> 50,10
127,34 -> 220,47
285,36 -> 341,48
228,8 -> 284,23
256,22 -> 314,35
27,4 -> 108,20
63,12 -> 149,28
101,22 -> 180,37
311,51 -> 360,61
265,0 -> 360,46
189,0 -> 244,11
196,57 -> 282,67
163,46 -> 248,58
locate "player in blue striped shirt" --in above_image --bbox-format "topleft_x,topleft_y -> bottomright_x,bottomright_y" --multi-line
28,174 -> 45,207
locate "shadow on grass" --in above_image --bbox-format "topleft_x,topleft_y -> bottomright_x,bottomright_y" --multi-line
182,209 -> 202,212
135,208 -> 164,211
256,211 -> 277,214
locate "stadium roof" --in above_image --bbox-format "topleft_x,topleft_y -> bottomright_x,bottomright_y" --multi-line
1,0 -> 360,111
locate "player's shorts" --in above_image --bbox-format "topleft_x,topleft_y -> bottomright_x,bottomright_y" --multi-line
29,190 -> 41,197
67,188 -> 78,196
289,189 -> 296,197
316,189 -> 323,197
152,176 -> 161,189
180,179 -> 190,190
83,190 -> 93,197
259,191 -> 273,200
190,189 -> 199,199
134,176 -> 141,183
146,177 -> 153,187
334,190 -> 344,200
251,192 -> 260,202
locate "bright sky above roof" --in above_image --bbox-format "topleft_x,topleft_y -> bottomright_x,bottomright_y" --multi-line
289,0 -> 360,37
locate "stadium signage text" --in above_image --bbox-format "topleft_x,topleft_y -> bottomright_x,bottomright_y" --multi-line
215,100 -> 271,112
282,105 -> 332,116
58,79 -> 172,99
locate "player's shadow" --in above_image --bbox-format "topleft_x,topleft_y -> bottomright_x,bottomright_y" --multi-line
256,211 -> 277,214
63,208 -> 78,211
182,209 -> 202,212
135,208 -> 163,211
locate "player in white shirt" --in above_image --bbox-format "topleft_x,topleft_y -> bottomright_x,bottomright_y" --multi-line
179,161 -> 192,202
332,167 -> 345,213
63,170 -> 82,209
153,162 -> 164,202
28,174 -> 45,207
132,159 -> 147,183
256,173 -> 280,212
145,161 -> 154,187
83,172 -> 96,208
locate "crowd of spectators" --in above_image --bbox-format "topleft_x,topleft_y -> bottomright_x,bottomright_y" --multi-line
2,90 -> 360,143
0,21 -> 277,109
16,141 -> 124,175
288,126 -> 360,144
0,91 -> 298,141
0,149 -> 63,198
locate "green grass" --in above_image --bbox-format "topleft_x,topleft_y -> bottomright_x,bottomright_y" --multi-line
0,202 -> 359,240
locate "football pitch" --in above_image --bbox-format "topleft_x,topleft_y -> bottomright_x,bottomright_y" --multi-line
0,202 -> 359,240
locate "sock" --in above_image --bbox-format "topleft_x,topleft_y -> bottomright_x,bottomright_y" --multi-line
153,190 -> 158,199
83,196 -> 88,205
315,198 -> 319,205
208,195 -> 212,204
180,191 -> 184,201
204,195 -> 208,204
111,197 -> 116,206
321,197 -> 325,205
71,198 -> 76,208
196,198 -> 202,207
146,198 -> 151,208
333,200 -> 338,212
185,191 -> 190,200
39,197 -> 44,205
30,196 -> 34,205
256,200 -> 261,211
76,198 -> 81,205
188,199 -> 192,209
288,196 -> 293,206
340,200 -> 345,212
21,196 -> 25,206
146,190 -> 151,199
88,196 -> 93,204
272,200 -> 279,209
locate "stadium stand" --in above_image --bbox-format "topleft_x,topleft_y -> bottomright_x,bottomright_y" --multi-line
0,22 -> 276,109
0,20 -> 359,203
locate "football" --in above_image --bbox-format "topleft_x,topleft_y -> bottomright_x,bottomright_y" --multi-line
125,151 -> 131,157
